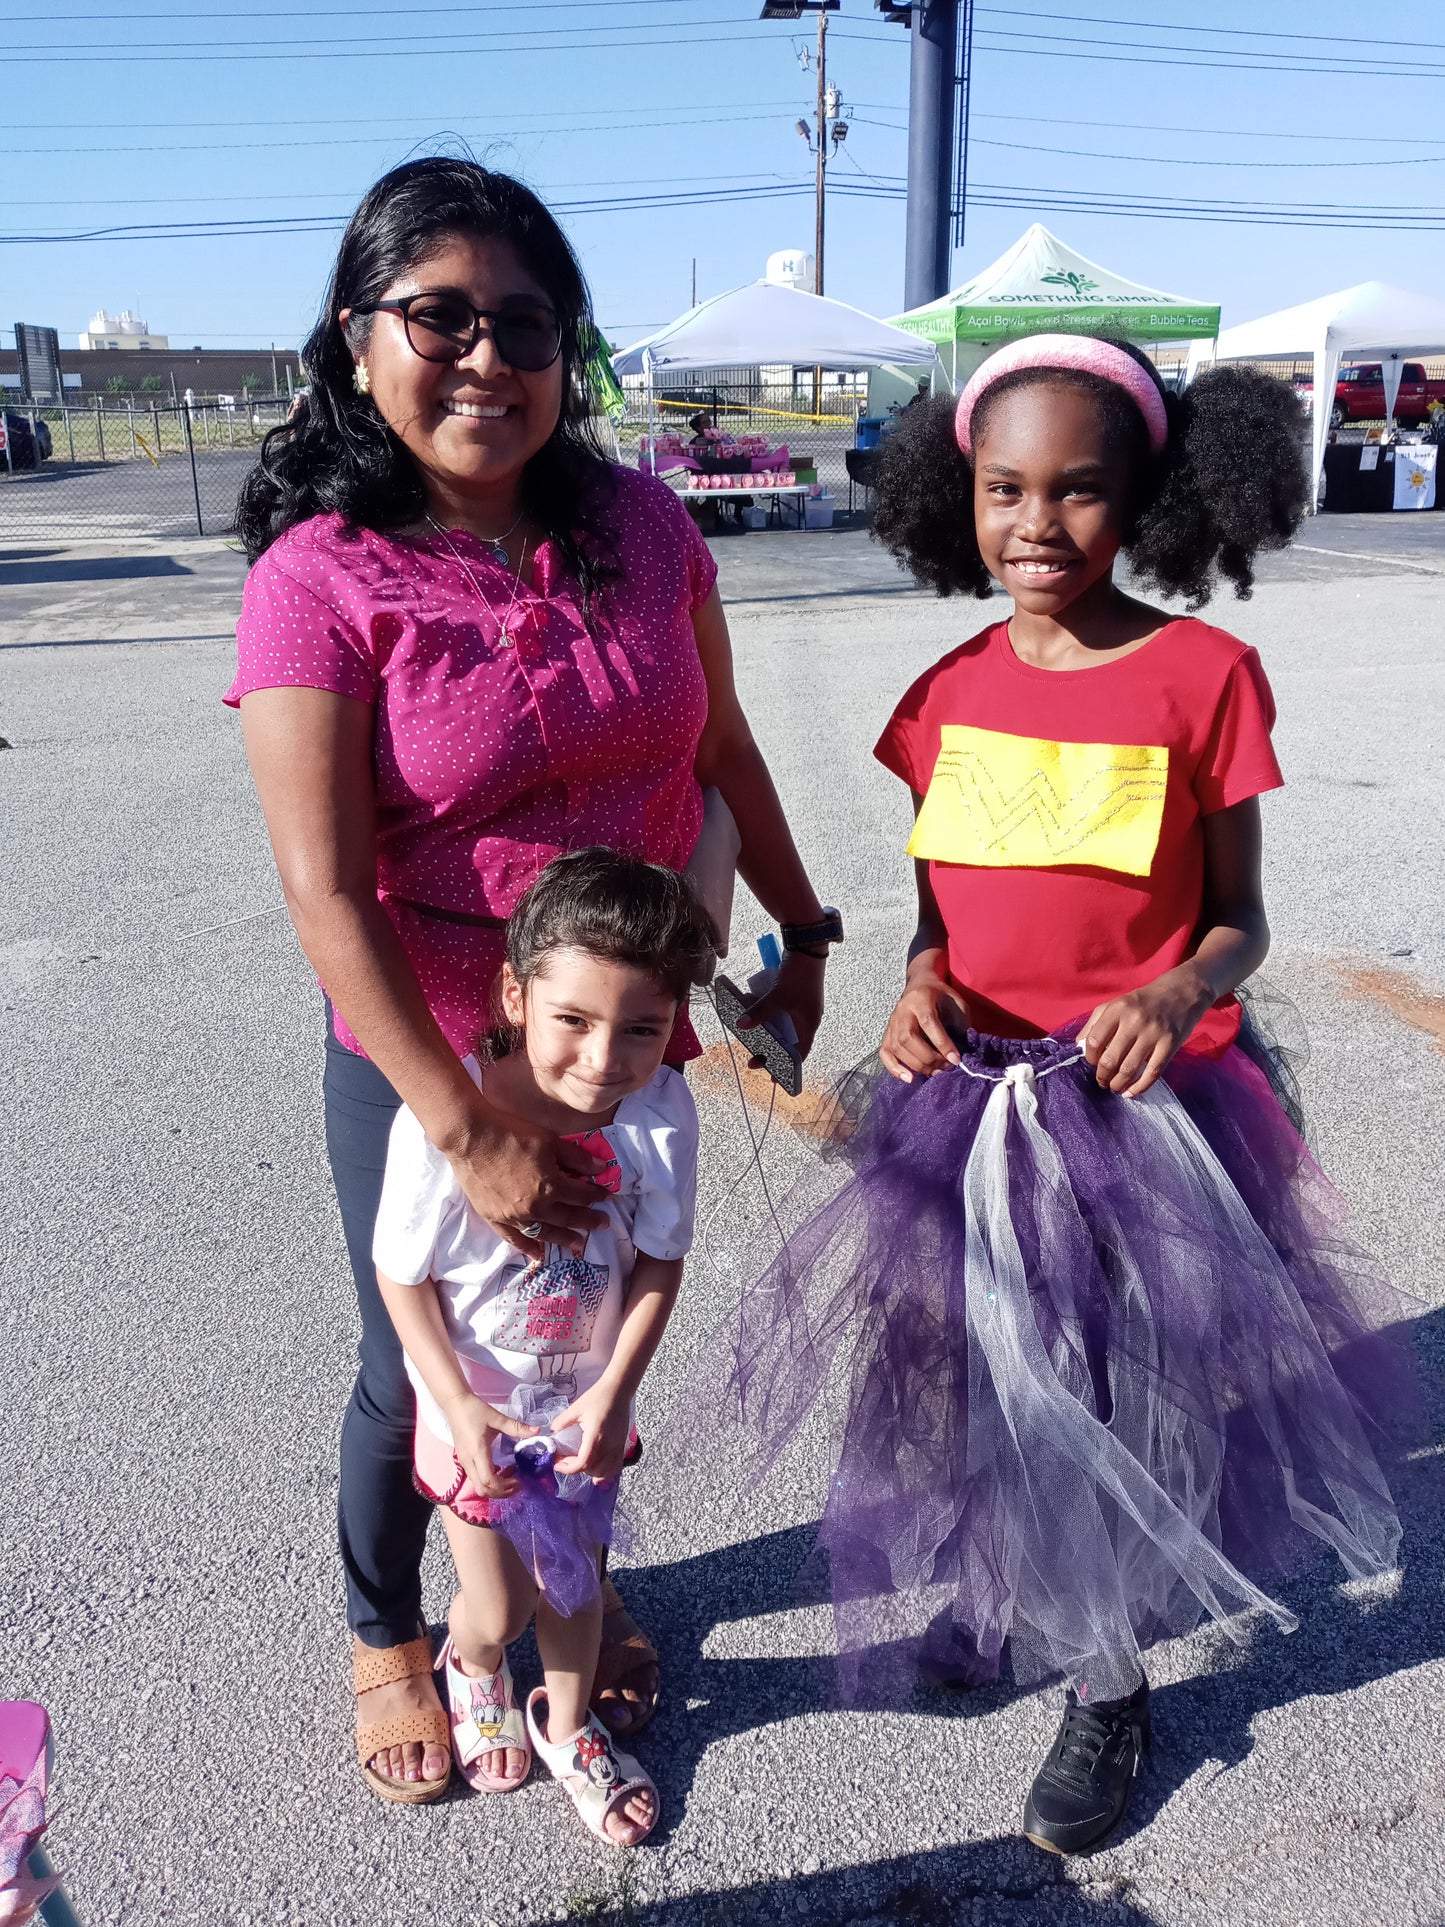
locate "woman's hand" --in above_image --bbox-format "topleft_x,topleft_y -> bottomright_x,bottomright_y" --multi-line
448,1116 -> 610,1262
551,1375 -> 633,1484
739,948 -> 827,1059
1083,964 -> 1212,1098
880,959 -> 971,1083
443,1391 -> 539,1499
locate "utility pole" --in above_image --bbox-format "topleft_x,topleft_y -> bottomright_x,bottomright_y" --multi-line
814,6 -> 828,296
759,0 -> 842,296
761,0 -> 842,418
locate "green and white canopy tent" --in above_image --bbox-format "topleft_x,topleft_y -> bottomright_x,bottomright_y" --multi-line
890,224 -> 1221,390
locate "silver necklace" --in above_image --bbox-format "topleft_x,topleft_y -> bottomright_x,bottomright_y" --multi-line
426,517 -> 530,649
426,507 -> 523,566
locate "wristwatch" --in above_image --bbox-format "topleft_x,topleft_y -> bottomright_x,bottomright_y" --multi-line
780,907 -> 845,959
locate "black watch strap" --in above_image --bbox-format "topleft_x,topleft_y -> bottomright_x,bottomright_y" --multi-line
781,906 -> 844,951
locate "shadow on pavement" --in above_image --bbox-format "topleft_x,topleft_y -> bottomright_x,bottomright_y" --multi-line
600,1840 -> 1160,1924
0,555 -> 193,584
626,1309 -> 1444,1866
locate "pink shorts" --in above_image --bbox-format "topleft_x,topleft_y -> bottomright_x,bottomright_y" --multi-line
412,1417 -> 638,1526
413,1419 -> 504,1526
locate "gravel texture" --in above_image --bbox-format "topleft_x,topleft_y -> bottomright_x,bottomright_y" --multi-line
1,513 -> 1442,1927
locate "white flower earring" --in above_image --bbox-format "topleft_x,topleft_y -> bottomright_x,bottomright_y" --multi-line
353,363 -> 371,395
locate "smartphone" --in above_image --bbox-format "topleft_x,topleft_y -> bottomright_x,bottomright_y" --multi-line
712,973 -> 804,1097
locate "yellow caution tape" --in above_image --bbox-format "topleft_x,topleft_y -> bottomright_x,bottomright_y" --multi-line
641,395 -> 857,426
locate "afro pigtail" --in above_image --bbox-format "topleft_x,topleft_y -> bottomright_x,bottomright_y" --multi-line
1126,365 -> 1311,608
871,395 -> 993,599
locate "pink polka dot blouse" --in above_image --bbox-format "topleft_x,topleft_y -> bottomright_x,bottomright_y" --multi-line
225,466 -> 718,1059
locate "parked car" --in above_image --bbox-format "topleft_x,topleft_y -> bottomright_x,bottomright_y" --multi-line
1,409 -> 49,469
1296,361 -> 1445,428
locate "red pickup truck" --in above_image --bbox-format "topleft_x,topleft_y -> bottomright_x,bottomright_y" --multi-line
1300,361 -> 1445,426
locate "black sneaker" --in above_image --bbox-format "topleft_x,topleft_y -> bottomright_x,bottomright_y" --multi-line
1021,1677 -> 1150,1856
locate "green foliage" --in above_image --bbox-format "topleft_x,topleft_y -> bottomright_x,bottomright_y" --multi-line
139,374 -> 164,393
240,372 -> 265,393
105,374 -> 132,394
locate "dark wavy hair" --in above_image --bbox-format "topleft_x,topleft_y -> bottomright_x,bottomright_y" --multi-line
506,847 -> 717,1005
234,156 -> 618,613
872,338 -> 1310,609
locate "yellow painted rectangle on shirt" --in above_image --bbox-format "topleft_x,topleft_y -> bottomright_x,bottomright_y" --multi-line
907,724 -> 1169,876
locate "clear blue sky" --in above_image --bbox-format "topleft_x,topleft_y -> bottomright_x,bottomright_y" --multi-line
2,1 -> 1442,358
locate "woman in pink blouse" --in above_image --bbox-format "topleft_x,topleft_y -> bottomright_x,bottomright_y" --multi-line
229,159 -> 834,1803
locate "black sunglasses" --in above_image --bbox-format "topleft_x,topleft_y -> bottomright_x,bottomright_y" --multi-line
357,291 -> 563,372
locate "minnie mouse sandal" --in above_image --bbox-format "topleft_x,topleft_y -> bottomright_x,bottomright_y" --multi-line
352,1633 -> 452,1806
525,1687 -> 659,1846
437,1634 -> 531,1792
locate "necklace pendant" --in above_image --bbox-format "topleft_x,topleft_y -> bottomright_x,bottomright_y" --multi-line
486,540 -> 508,564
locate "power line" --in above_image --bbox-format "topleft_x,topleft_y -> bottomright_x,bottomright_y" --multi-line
4,14 -> 768,53
37,0 -> 687,16
0,110 -> 800,160
831,27 -> 1443,81
0,99 -> 805,135
832,178 -> 1445,229
969,136 -> 1445,173
0,27 -> 835,64
855,116 -> 1445,171
969,29 -> 1440,80
0,168 -> 805,210
985,5 -> 1445,55
10,173 -> 1445,245
6,104 -> 1441,162
973,112 -> 1445,152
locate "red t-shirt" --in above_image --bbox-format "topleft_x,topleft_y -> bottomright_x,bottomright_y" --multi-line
874,617 -> 1284,1056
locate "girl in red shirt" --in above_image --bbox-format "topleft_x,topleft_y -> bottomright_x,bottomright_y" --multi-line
705,338 -> 1411,1855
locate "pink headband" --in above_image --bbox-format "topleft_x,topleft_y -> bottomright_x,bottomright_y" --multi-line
953,334 -> 1169,459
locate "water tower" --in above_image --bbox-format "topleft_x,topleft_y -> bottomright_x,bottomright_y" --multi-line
765,249 -> 815,291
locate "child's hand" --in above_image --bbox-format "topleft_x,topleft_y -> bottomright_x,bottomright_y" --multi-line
1083,965 -> 1212,1097
444,1392 -> 538,1499
880,961 -> 971,1083
551,1377 -> 632,1484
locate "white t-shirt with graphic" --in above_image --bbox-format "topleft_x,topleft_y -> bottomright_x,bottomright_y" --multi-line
373,1058 -> 698,1446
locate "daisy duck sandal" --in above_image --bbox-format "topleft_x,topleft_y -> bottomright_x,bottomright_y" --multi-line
525,1687 -> 659,1845
437,1635 -> 531,1792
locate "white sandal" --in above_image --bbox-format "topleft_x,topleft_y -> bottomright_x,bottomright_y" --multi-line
437,1635 -> 531,1792
524,1687 -> 659,1845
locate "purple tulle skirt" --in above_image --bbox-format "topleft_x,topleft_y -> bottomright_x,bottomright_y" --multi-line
414,1417 -> 617,1619
687,1027 -> 1411,1703
489,1478 -> 618,1620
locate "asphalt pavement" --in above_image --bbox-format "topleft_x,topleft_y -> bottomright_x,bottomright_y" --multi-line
2,510 -> 1443,1927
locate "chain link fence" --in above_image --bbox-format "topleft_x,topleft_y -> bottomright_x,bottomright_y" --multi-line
0,395 -> 290,541
1,377 -> 884,546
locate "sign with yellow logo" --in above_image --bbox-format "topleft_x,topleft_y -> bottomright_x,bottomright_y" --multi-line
908,724 -> 1169,877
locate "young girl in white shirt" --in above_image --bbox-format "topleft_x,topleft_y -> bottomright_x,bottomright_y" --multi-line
374,848 -> 711,1847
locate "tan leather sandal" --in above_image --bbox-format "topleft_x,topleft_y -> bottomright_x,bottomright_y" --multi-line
590,1578 -> 660,1739
353,1633 -> 452,1805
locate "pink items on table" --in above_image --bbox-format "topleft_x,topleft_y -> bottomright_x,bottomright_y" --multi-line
0,1702 -> 65,1926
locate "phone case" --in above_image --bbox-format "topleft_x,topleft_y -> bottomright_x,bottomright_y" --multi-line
712,975 -> 804,1097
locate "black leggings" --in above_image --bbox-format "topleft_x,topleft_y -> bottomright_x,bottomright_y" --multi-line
322,1009 -> 432,1648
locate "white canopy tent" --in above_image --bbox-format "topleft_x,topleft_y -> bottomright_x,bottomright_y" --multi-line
612,279 -> 939,379
1197,281 -> 1445,499
612,280 -> 938,462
